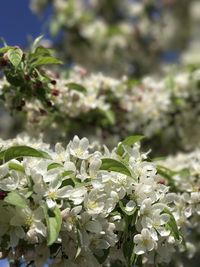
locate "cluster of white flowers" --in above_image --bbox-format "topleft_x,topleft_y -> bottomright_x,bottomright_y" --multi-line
156,149 -> 200,262
29,0 -> 192,75
0,135 -> 187,266
2,65 -> 199,151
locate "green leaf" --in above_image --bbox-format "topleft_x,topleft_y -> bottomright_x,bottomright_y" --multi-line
35,46 -> 52,56
66,83 -> 87,93
4,192 -> 27,208
7,48 -> 23,67
31,57 -> 63,68
0,146 -> 52,162
29,46 -> 53,62
62,170 -> 75,177
8,162 -> 25,173
163,207 -> 180,240
100,158 -> 132,176
117,135 -> 145,156
43,206 -> 62,246
47,162 -> 63,171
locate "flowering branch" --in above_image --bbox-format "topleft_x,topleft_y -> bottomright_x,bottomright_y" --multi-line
0,134 -> 197,266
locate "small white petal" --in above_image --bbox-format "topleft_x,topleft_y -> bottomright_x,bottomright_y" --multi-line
125,200 -> 136,212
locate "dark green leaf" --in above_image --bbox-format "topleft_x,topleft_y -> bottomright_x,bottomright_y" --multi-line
100,158 -> 132,176
0,146 -> 52,162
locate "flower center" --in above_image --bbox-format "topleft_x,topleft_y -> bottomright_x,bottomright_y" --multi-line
48,191 -> 57,200
25,215 -> 34,227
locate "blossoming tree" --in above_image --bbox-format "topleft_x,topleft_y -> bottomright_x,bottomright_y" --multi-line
0,1 -> 200,266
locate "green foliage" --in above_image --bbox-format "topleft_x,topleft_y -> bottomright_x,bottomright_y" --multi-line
0,145 -> 52,163
4,192 -> 28,208
43,205 -> 62,246
8,162 -> 25,173
31,57 -> 63,68
47,162 -> 63,171
100,158 -> 132,176
0,37 -> 62,112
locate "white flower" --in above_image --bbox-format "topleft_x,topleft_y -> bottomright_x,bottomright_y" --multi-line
84,189 -> 105,215
61,186 -> 87,205
53,143 -> 70,163
10,207 -> 46,241
32,171 -> 74,208
76,154 -> 101,181
0,169 -> 27,191
134,228 -> 157,255
69,136 -> 90,159
62,206 -> 82,231
141,209 -> 170,238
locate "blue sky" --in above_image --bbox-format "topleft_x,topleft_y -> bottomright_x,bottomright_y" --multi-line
0,0 -> 51,47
